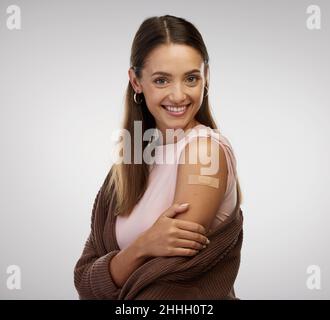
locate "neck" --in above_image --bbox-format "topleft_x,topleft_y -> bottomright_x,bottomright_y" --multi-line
157,119 -> 201,145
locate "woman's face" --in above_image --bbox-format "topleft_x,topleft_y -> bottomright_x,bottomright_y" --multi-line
129,44 -> 209,140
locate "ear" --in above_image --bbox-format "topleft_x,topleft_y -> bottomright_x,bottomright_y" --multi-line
128,67 -> 143,93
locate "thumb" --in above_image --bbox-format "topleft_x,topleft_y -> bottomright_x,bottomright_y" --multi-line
163,203 -> 190,218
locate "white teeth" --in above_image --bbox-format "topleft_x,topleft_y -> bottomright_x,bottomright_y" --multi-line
163,104 -> 189,112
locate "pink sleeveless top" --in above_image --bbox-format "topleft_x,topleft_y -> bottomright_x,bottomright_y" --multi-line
115,124 -> 238,250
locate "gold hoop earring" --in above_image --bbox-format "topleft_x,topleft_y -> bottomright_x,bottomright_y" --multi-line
134,92 -> 143,104
204,86 -> 209,98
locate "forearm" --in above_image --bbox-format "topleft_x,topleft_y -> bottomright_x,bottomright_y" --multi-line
109,238 -> 148,288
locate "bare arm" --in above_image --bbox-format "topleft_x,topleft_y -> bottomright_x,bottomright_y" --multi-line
172,136 -> 228,231
108,202 -> 209,288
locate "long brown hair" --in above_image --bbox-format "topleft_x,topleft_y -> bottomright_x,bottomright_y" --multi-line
105,15 -> 242,217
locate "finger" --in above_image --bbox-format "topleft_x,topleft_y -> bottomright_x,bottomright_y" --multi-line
174,239 -> 206,250
175,220 -> 206,235
170,248 -> 199,257
176,229 -> 209,245
174,203 -> 190,212
163,203 -> 189,218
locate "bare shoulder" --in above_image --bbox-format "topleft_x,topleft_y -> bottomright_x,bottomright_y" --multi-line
172,135 -> 228,231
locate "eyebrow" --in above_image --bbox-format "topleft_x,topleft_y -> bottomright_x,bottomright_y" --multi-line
151,69 -> 201,77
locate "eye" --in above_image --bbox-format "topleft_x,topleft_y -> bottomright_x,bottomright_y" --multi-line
186,75 -> 200,83
153,75 -> 200,85
154,78 -> 168,85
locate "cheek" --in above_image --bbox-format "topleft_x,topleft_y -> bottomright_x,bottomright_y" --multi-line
191,85 -> 203,99
145,92 -> 164,109
144,95 -> 163,117
143,87 -> 155,100
192,91 -> 204,106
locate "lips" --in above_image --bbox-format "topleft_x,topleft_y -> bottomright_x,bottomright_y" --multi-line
161,103 -> 191,111
161,103 -> 191,117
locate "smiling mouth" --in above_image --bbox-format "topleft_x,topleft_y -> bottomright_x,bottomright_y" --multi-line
161,103 -> 191,116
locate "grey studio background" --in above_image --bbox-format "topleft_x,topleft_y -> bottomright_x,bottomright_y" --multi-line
0,0 -> 329,299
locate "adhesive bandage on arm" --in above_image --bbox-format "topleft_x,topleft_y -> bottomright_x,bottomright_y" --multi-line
188,174 -> 220,189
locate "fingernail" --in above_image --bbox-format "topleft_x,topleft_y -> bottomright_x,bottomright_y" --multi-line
202,245 -> 206,248
180,203 -> 189,207
206,239 -> 210,244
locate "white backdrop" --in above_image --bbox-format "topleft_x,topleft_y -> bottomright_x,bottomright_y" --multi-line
0,0 -> 329,299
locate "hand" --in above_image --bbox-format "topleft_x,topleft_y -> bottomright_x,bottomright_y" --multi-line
136,203 -> 210,258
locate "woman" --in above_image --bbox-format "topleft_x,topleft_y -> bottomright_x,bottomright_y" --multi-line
74,14 -> 243,300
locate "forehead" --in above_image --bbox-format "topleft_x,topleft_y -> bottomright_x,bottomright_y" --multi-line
143,44 -> 204,76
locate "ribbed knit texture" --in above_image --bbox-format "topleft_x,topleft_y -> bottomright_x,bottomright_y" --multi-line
74,167 -> 243,300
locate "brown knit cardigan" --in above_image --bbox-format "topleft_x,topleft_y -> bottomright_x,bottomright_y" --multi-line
74,170 -> 244,300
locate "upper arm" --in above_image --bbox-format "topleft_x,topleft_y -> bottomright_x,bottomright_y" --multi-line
172,136 -> 228,232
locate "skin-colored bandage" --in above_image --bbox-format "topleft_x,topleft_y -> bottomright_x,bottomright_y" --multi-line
188,174 -> 219,189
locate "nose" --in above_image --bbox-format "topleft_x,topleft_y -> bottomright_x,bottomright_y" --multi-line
168,83 -> 187,104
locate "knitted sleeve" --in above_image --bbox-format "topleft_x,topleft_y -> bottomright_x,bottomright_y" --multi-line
73,175 -> 121,300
